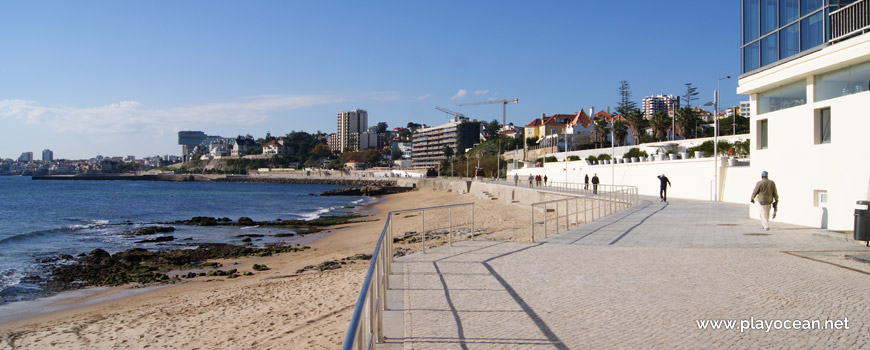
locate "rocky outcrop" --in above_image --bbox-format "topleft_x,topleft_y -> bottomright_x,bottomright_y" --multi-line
320,185 -> 414,196
128,226 -> 176,235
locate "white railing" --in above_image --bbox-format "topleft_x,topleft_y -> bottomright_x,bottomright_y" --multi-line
831,0 -> 870,43
530,184 -> 638,242
343,202 -> 475,350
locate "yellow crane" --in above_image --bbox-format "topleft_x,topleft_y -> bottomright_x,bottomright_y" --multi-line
457,98 -> 518,126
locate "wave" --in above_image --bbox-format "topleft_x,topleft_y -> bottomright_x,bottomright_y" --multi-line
65,219 -> 110,230
296,207 -> 333,221
0,227 -> 70,244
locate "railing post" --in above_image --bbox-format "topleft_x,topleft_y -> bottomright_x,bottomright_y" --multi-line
531,204 -> 535,242
565,199 -> 569,229
377,249 -> 384,343
421,210 -> 425,253
387,217 -> 392,288
555,202 -> 559,234
471,203 -> 475,240
543,203 -> 548,238
448,207 -> 453,247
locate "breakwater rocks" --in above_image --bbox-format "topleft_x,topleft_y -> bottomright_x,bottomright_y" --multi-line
320,185 -> 414,196
46,244 -> 311,291
32,174 -> 402,187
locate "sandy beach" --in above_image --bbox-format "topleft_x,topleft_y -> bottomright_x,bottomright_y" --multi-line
0,187 -> 532,349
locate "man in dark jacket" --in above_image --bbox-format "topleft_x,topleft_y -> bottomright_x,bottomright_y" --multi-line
591,173 -> 599,194
657,174 -> 671,202
584,174 -> 589,190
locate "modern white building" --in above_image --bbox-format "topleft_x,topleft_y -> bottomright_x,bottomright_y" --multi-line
331,109 -> 377,152
411,117 -> 481,169
739,100 -> 751,117
737,0 -> 870,231
642,94 -> 680,119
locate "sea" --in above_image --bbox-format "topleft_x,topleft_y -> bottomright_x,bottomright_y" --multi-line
0,176 -> 369,305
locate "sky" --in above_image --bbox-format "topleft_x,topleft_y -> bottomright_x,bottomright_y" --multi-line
0,1 -> 744,160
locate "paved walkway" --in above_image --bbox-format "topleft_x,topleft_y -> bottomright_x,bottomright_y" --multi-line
391,197 -> 870,349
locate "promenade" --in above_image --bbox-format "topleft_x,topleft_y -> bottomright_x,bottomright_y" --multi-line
388,197 -> 870,349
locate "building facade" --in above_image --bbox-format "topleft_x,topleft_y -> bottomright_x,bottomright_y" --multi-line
411,117 -> 481,169
42,149 -> 53,162
642,94 -> 680,119
737,0 -> 870,231
18,152 -> 33,162
333,109 -> 372,152
740,100 -> 751,117
178,131 -> 207,160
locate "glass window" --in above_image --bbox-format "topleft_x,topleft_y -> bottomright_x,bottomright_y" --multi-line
780,0 -> 800,25
801,0 -> 823,15
744,0 -> 760,44
801,12 -> 824,50
744,42 -> 760,73
758,79 -> 806,114
815,61 -> 870,101
761,0 -> 778,34
758,119 -> 769,149
780,23 -> 800,59
761,33 -> 778,66
816,108 -> 831,144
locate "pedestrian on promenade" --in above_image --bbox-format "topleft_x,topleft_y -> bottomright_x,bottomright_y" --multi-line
591,173 -> 599,194
584,174 -> 589,190
543,175 -> 548,186
514,173 -> 519,186
528,174 -> 533,187
657,174 -> 671,202
750,171 -> 779,231
536,175 -> 541,186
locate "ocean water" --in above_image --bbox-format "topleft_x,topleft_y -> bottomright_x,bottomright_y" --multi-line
0,176 -> 368,304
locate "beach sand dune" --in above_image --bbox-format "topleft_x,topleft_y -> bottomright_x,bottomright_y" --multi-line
0,188 -> 534,349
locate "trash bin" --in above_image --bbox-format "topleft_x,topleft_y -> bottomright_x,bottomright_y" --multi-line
854,200 -> 870,244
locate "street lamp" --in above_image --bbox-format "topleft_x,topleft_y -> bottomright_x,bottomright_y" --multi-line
704,75 -> 731,202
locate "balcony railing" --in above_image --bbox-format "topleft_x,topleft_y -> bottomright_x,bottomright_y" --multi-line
830,0 -> 870,43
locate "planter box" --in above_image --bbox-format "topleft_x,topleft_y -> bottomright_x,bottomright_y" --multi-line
694,151 -> 704,159
632,157 -> 639,163
680,152 -> 689,159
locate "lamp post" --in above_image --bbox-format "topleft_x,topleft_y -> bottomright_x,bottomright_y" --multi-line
705,76 -> 731,202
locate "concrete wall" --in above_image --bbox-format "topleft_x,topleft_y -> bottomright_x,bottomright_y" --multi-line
508,157 -> 758,205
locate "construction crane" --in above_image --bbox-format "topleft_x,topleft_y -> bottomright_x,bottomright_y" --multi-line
435,107 -> 465,119
457,98 -> 518,126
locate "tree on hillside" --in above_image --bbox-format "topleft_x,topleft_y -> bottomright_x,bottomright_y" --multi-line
593,120 -> 610,148
683,83 -> 699,108
391,149 -> 404,161
650,111 -> 671,141
616,80 -> 637,117
442,144 -> 454,159
312,143 -> 332,159
407,122 -> 423,132
375,122 -> 388,134
612,120 -> 628,146
625,108 -> 648,145
485,119 -> 500,140
676,107 -> 700,139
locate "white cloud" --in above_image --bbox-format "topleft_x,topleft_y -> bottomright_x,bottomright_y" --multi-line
0,94 -> 346,135
415,94 -> 432,102
473,89 -> 489,95
451,89 -> 467,100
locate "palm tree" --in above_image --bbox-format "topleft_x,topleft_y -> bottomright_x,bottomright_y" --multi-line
675,107 -> 699,139
612,120 -> 628,146
650,111 -> 671,141
624,109 -> 647,145
593,120 -> 610,148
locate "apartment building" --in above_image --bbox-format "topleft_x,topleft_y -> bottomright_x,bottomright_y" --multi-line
642,94 -> 680,119
331,109 -> 377,152
411,117 -> 481,169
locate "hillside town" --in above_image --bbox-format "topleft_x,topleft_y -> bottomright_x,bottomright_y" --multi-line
2,91 -> 751,177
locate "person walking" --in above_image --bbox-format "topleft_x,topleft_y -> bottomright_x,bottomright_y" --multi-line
514,173 -> 519,186
584,174 -> 589,190
535,175 -> 541,186
750,171 -> 779,231
528,174 -> 533,187
591,173 -> 599,194
543,175 -> 548,186
657,174 -> 671,202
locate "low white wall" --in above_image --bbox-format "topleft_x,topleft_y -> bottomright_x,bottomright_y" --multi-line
509,157 -> 757,204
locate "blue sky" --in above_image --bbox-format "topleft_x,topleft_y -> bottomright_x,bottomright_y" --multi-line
0,1 -> 743,160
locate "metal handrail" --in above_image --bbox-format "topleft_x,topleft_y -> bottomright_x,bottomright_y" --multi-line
830,0 -> 870,43
343,202 -> 475,350
530,183 -> 638,242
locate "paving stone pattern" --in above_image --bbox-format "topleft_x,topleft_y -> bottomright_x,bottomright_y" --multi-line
395,197 -> 870,349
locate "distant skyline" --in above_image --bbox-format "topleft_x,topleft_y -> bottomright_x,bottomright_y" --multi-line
0,1 -> 743,160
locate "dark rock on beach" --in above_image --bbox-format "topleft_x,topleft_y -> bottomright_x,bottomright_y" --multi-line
320,185 -> 414,196
128,226 -> 176,235
135,236 -> 175,243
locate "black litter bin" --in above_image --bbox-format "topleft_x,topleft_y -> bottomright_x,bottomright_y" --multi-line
854,200 -> 870,244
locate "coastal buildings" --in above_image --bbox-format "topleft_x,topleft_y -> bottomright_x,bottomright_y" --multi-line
524,114 -> 571,143
18,152 -> 33,163
736,0 -> 870,230
740,100 -> 751,117
642,94 -> 680,119
411,117 -> 481,169
178,131 -> 208,160
42,149 -> 53,162
329,109 -> 378,152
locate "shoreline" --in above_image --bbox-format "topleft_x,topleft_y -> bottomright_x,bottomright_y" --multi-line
30,173 -> 401,186
0,188 -> 533,348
